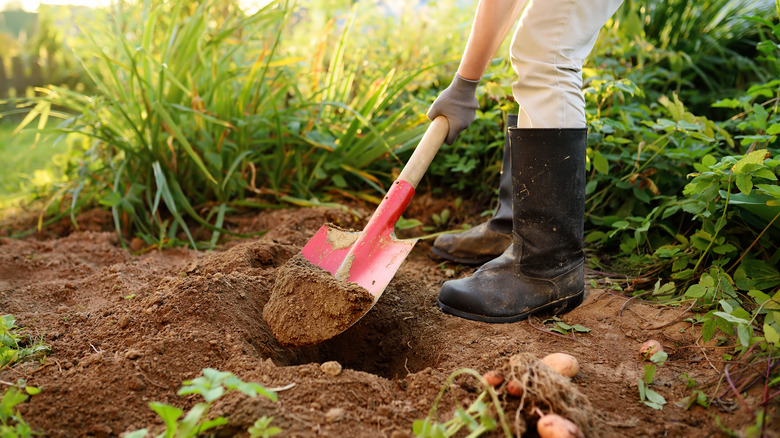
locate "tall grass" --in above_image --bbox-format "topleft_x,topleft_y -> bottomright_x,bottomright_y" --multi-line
7,0 -> 467,247
611,0 -> 775,112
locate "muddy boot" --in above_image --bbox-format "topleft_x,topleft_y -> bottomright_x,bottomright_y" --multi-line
437,128 -> 586,323
431,114 -> 518,265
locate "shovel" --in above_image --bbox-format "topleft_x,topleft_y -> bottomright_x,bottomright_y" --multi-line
301,115 -> 449,299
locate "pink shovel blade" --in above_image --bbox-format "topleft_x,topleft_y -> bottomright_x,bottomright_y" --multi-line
301,180 -> 418,298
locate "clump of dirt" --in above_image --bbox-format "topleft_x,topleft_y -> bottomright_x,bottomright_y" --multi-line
263,252 -> 374,347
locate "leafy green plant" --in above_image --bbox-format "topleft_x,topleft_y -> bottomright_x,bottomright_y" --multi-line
638,350 -> 669,410
0,387 -> 36,438
413,368 -> 512,438
610,0 -> 774,113
247,416 -> 281,438
126,368 -> 278,438
542,317 -> 591,336
1,315 -> 50,369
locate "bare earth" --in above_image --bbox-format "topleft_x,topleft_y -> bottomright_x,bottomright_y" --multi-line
0,203 -> 760,437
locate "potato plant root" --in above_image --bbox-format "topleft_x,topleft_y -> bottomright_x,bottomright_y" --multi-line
0,203 -> 765,437
501,353 -> 594,436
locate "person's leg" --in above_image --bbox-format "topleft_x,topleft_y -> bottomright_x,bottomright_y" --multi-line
511,0 -> 624,129
437,0 -> 624,322
431,113 -> 517,265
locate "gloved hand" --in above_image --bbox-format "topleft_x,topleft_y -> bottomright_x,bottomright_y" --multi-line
427,74 -> 480,145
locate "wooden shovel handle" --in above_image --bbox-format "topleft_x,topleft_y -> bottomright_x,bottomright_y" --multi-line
397,116 -> 449,189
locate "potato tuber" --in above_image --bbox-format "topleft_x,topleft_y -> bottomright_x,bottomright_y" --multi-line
535,408 -> 584,438
482,370 -> 504,387
506,378 -> 524,397
639,340 -> 663,358
541,353 -> 579,378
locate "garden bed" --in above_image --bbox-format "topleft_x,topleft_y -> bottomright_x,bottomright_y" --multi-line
0,205 -> 759,437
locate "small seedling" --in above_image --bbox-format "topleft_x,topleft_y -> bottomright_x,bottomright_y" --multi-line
543,317 -> 591,336
126,368 -> 279,438
638,350 -> 669,410
248,416 -> 282,438
0,386 -> 37,437
1,315 -> 50,369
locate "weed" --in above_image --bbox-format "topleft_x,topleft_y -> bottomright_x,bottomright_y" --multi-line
0,315 -> 50,369
126,368 -> 279,438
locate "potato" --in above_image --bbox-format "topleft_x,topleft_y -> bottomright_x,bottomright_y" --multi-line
482,370 -> 504,387
639,340 -> 663,358
506,378 -> 524,397
541,353 -> 579,378
536,409 -> 584,438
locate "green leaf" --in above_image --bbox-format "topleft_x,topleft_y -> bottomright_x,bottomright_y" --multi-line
764,323 -> 780,345
644,364 -> 657,384
24,386 -> 41,396
733,150 -> 769,175
149,402 -> 183,434
736,174 -> 753,195
412,419 -> 447,438
685,284 -> 708,298
702,317 -> 716,343
645,388 -> 667,407
713,311 -> 750,325
650,351 -> 668,365
593,151 -> 609,174
748,290 -> 772,306
178,403 -> 210,436
752,103 -> 769,130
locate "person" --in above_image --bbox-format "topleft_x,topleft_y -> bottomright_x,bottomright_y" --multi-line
427,0 -> 624,323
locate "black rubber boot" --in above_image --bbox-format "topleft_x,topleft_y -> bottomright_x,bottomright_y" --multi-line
437,128 -> 587,323
431,114 -> 518,265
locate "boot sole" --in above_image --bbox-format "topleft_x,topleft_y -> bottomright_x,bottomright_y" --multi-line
430,247 -> 500,266
436,289 -> 584,324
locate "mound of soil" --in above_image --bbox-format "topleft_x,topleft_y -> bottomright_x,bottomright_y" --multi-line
0,205 -> 761,437
263,253 -> 374,347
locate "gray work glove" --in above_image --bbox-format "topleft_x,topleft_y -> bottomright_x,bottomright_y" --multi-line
427,73 -> 480,145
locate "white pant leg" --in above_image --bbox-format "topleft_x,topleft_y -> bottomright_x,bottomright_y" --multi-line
510,0 -> 624,129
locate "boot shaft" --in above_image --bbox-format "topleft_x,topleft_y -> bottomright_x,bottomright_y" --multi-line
486,113 -> 519,235
509,128 -> 586,276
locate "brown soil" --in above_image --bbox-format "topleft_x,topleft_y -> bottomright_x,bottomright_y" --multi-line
263,253 -> 374,347
0,203 -> 769,437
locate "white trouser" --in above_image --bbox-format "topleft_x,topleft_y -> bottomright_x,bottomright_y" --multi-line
510,0 -> 624,128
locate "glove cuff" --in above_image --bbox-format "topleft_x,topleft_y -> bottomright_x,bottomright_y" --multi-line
451,73 -> 480,96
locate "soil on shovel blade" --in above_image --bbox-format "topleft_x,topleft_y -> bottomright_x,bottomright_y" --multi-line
263,252 -> 374,347
0,202 -> 764,437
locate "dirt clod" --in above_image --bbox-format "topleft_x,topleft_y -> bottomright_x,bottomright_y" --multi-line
262,252 -> 374,347
320,361 -> 343,376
